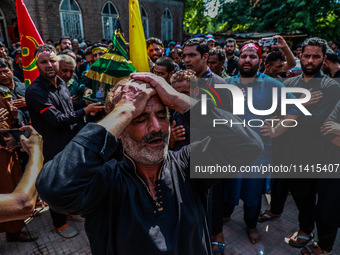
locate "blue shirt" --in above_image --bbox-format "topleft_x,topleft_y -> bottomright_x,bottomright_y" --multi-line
227,71 -> 300,165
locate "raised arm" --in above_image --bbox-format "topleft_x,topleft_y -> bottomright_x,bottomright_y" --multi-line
272,36 -> 296,71
36,80 -> 156,215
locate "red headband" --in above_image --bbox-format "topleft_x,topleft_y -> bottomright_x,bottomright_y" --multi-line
240,43 -> 262,57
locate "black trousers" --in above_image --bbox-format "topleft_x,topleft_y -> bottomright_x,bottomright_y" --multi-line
269,178 -> 290,215
211,181 -> 224,235
224,200 -> 261,229
211,180 -> 263,235
50,209 -> 67,229
291,179 -> 317,235
316,219 -> 338,252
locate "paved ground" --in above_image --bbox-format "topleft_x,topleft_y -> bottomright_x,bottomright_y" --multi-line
0,194 -> 339,255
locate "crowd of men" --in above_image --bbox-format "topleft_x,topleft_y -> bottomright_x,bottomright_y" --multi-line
0,33 -> 339,255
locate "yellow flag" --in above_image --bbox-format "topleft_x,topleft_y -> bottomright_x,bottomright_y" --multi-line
129,0 -> 150,72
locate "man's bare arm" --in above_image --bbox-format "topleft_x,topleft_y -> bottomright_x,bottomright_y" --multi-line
272,36 -> 296,71
0,126 -> 43,223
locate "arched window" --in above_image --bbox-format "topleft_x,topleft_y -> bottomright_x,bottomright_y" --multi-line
102,1 -> 119,41
161,8 -> 173,42
140,6 -> 149,38
59,0 -> 84,40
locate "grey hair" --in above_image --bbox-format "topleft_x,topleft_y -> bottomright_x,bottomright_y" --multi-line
57,54 -> 76,68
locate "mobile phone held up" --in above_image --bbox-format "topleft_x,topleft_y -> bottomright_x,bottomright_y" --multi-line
0,129 -> 30,149
261,37 -> 278,47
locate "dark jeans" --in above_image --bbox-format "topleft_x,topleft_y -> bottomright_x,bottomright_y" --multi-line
50,209 -> 67,229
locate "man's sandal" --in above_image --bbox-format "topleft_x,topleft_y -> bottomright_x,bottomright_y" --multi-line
212,241 -> 225,255
300,243 -> 332,255
258,210 -> 281,223
289,232 -> 314,248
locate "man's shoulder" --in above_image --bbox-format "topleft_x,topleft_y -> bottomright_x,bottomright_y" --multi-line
282,75 -> 301,87
26,77 -> 48,96
259,73 -> 284,87
232,55 -> 239,61
211,72 -> 227,84
321,74 -> 340,86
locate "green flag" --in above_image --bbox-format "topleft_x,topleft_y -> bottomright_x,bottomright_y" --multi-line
112,19 -> 129,60
86,18 -> 136,86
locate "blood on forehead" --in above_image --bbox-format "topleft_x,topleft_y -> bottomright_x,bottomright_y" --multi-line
36,50 -> 57,59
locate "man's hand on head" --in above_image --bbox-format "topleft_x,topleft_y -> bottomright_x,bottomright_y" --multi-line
98,80 -> 156,137
130,73 -> 197,114
112,81 -> 156,119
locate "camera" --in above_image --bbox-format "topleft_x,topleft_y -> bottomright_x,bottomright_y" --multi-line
261,37 -> 278,47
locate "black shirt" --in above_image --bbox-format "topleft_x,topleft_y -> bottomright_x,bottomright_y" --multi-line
36,102 -> 263,255
25,75 -> 85,161
283,71 -> 340,164
226,55 -> 239,76
333,69 -> 340,78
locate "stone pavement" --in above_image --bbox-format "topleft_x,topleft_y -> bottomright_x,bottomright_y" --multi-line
0,195 -> 339,255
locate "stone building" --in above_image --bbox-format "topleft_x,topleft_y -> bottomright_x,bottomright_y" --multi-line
0,0 -> 184,46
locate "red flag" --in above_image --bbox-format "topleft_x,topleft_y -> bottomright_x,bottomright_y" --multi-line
16,0 -> 44,86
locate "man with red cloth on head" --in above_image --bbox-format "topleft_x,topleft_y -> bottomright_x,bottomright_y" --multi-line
211,41 -> 300,252
25,44 -> 104,238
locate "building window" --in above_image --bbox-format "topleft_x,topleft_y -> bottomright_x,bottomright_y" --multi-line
102,2 -> 119,41
161,8 -> 173,42
140,6 -> 149,38
59,0 -> 84,40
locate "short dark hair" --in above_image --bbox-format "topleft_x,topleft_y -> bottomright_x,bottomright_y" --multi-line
296,43 -> 302,49
11,18 -> 17,24
183,38 -> 209,57
226,38 -> 236,47
13,49 -> 22,57
84,47 -> 92,56
0,42 -> 5,48
0,58 -> 11,69
76,54 -> 83,63
61,49 -> 73,55
34,44 -> 57,57
169,48 -> 183,58
209,47 -> 226,62
59,36 -> 71,45
325,49 -> 339,64
155,56 -> 176,73
301,37 -> 327,56
146,37 -> 164,49
47,39 -> 54,44
265,51 -> 286,65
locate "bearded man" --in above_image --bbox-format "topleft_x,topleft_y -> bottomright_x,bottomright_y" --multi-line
36,72 -> 263,255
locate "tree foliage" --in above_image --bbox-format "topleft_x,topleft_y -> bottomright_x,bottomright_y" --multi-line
183,0 -> 212,34
184,0 -> 340,40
